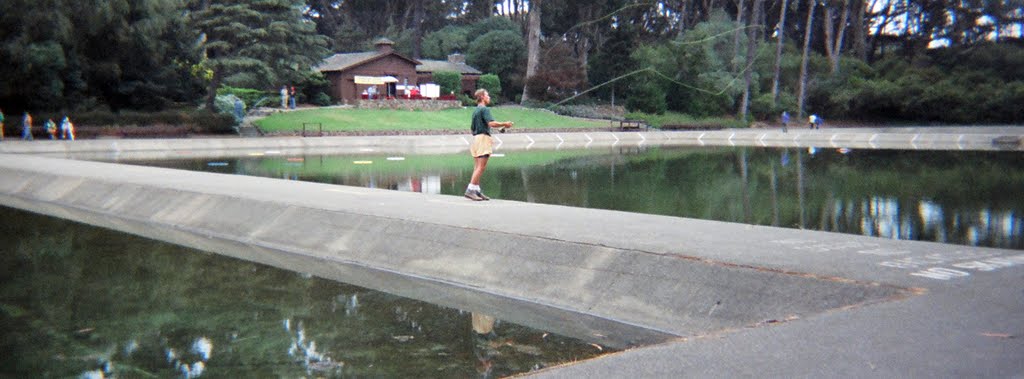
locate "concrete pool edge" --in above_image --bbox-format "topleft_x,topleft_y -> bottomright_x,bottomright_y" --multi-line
0,127 -> 1021,159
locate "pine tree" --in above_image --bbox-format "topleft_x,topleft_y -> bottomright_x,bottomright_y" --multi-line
189,0 -> 328,110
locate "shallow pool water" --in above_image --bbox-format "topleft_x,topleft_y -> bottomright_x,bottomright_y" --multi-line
0,207 -> 613,378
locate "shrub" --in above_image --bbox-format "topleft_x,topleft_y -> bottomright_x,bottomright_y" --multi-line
190,112 -> 237,134
51,109 -> 235,134
477,74 -> 502,98
313,92 -> 332,106
215,94 -> 245,124
433,71 -> 462,96
626,82 -> 667,115
298,71 -> 331,105
217,86 -> 272,109
548,104 -> 626,120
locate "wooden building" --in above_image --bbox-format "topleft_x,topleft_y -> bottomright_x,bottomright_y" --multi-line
315,38 -> 482,104
416,53 -> 482,95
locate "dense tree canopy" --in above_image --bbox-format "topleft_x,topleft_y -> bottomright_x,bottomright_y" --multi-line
0,0 -> 1021,123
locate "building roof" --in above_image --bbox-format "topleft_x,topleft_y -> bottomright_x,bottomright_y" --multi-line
314,51 -> 420,73
416,59 -> 483,75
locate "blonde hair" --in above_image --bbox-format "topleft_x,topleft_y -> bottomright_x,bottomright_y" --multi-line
474,89 -> 488,102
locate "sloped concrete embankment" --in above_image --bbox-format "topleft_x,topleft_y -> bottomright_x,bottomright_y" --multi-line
0,154 -> 905,349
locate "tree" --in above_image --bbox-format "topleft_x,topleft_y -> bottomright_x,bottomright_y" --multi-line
0,0 -> 197,112
797,0 -> 818,118
733,0 -> 748,71
823,0 -> 850,73
771,0 -> 791,105
467,30 -> 525,99
422,25 -> 471,59
521,0 -> 542,104
739,0 -> 764,119
190,0 -> 328,111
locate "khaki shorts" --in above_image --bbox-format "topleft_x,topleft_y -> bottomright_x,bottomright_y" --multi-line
470,134 -> 493,157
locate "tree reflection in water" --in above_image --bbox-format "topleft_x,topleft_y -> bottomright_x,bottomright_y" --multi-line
161,147 -> 1024,249
0,207 -> 613,378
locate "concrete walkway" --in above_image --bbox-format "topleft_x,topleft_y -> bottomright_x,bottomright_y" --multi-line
1,127 -> 1021,160
0,126 -> 1022,377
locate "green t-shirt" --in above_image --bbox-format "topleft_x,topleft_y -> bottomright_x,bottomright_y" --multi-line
471,105 -> 494,136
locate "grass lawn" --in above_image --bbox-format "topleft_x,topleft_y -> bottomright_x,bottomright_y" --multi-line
254,106 -> 611,133
623,111 -> 747,128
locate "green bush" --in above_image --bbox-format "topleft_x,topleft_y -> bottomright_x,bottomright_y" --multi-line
215,94 -> 245,124
458,93 -> 475,106
298,71 -> 331,105
217,86 -> 272,109
433,71 -> 462,96
49,109 -> 235,134
313,92 -> 332,106
626,82 -> 667,115
624,111 -> 745,128
190,112 -> 237,134
750,93 -> 782,121
477,74 -> 502,98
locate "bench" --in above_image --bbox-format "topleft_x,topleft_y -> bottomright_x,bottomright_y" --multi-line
614,119 -> 646,130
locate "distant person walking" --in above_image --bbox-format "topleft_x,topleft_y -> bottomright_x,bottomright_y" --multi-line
465,89 -> 513,201
233,98 -> 245,123
280,85 -> 289,108
780,111 -> 790,133
0,109 -> 5,140
21,112 -> 33,140
45,119 -> 57,139
60,116 -> 75,140
289,86 -> 297,109
808,114 -> 819,130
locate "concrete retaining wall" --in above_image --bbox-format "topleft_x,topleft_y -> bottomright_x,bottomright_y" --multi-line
1,128 -> 1020,160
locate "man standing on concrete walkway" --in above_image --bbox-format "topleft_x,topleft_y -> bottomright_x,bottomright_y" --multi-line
465,89 -> 512,201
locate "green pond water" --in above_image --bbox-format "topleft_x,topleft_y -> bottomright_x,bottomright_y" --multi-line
131,145 -> 1024,250
0,207 -> 611,378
